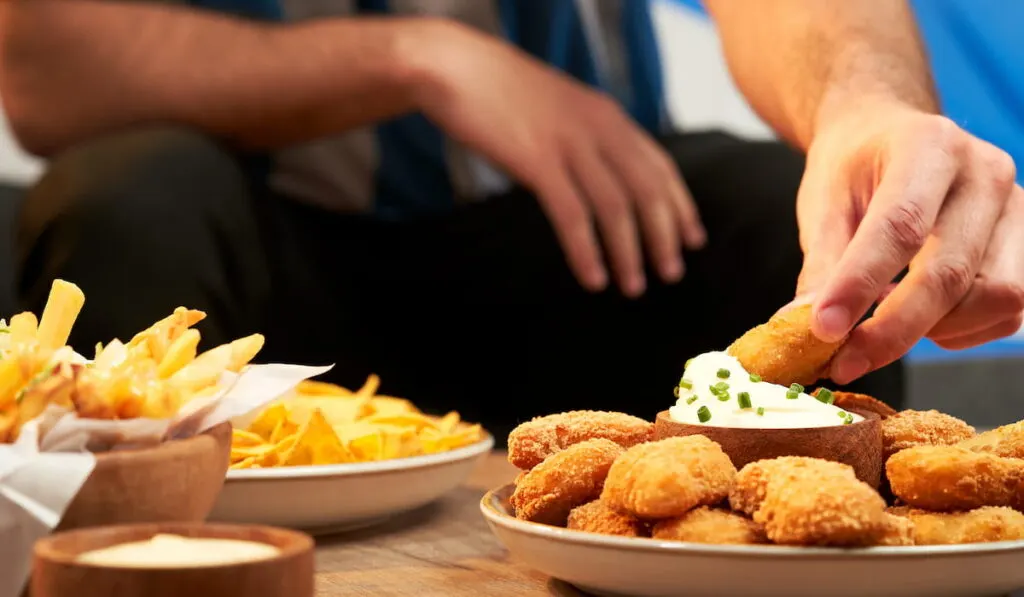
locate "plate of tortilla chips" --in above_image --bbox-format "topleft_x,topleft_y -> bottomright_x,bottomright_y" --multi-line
208,375 -> 493,532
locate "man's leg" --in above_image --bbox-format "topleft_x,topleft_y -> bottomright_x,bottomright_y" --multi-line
362,132 -> 903,438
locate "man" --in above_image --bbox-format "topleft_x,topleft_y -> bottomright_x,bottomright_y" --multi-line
1,1 -> 1021,435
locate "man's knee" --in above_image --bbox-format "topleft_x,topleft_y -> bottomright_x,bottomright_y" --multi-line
18,127 -> 251,247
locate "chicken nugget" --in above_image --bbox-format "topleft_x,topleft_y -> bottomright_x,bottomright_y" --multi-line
507,410 -> 654,470
876,513 -> 916,546
510,438 -> 624,525
882,410 -> 975,460
958,421 -> 1024,459
730,457 -> 893,546
727,304 -> 844,386
818,389 -> 898,420
652,507 -> 766,545
888,506 -> 1024,545
602,436 -> 736,519
567,500 -> 646,538
886,446 -> 1024,511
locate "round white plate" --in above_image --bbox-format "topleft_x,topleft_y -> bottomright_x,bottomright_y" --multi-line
482,484 -> 1024,597
208,435 -> 493,533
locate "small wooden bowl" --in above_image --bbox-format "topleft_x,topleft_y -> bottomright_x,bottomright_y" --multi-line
58,422 -> 232,531
32,523 -> 314,597
654,409 -> 883,487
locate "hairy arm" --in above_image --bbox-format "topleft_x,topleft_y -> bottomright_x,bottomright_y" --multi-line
0,0 -> 440,155
703,0 -> 938,149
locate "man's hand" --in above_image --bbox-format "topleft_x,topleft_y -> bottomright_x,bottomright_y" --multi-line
410,21 -> 705,297
795,99 -> 1024,384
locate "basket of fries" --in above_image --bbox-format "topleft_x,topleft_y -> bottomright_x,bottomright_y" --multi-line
0,279 -> 330,597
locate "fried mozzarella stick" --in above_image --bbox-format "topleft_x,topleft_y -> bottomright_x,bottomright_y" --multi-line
652,507 -> 766,545
882,410 -> 976,460
602,436 -> 736,519
730,457 -> 897,546
886,446 -> 1024,511
727,304 -> 844,386
888,506 -> 1024,545
567,500 -> 647,538
507,410 -> 654,470
511,438 -> 624,525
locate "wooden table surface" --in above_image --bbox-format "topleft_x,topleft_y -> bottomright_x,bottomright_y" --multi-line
314,451 -> 586,597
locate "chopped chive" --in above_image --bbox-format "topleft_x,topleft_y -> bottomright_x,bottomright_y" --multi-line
673,386 -> 681,398
709,384 -> 721,396
837,410 -> 848,418
843,416 -> 853,425
697,406 -> 712,423
737,392 -> 752,409
756,407 -> 765,416
685,358 -> 694,369
714,381 -> 730,392
815,388 -> 835,405
789,383 -> 804,394
686,395 -> 699,405
679,379 -> 693,390
786,390 -> 799,400
749,373 -> 761,383
717,392 -> 731,402
716,368 -> 731,379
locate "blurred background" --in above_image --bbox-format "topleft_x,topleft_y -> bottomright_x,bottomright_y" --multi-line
1,0 -> 1022,426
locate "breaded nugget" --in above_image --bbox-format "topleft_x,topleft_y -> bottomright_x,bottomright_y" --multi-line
882,409 -> 976,459
507,410 -> 654,470
958,421 -> 1024,459
652,507 -> 766,545
727,304 -> 844,386
823,390 -> 898,420
510,438 -> 624,525
601,436 -> 736,519
886,446 -> 1024,511
888,506 -> 1024,545
567,500 -> 646,538
876,513 -> 916,546
730,457 -> 893,546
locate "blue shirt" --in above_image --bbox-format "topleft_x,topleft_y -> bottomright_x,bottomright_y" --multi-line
190,0 -> 666,217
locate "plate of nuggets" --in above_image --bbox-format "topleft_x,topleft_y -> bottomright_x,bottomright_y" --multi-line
210,375 -> 493,533
481,306 -> 1024,597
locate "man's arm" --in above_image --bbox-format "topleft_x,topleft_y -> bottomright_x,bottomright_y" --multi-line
703,0 -> 938,149
0,0 -> 435,155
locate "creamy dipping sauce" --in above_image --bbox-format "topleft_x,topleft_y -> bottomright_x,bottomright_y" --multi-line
76,534 -> 280,568
668,352 -> 862,429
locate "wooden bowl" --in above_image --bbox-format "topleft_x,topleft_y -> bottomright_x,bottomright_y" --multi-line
58,422 -> 232,531
654,410 -> 883,487
32,523 -> 314,597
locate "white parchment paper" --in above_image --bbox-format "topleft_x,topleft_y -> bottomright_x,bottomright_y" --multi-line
0,363 -> 331,597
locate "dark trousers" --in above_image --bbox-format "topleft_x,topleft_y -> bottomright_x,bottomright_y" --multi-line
15,128 -> 904,439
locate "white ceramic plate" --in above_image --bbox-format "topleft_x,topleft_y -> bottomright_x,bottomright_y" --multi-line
208,435 -> 493,533
482,484 -> 1024,597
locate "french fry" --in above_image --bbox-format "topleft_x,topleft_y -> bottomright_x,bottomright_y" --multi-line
157,328 -> 200,379
354,374 -> 380,399
9,312 -> 38,346
0,357 -> 27,410
226,334 -> 264,372
297,380 -> 353,397
36,280 -> 85,350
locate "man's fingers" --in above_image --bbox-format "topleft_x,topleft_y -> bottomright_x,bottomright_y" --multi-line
812,147 -> 957,342
933,314 -> 1024,351
794,169 -> 857,301
570,147 -> 645,296
534,167 -> 608,292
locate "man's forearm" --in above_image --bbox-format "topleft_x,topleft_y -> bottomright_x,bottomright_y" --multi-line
0,0 -> 438,155
704,0 -> 938,149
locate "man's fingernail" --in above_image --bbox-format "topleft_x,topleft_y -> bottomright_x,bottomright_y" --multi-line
662,259 -> 684,283
832,352 -> 870,384
815,305 -> 851,341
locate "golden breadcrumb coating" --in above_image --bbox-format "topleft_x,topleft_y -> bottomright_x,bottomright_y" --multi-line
601,436 -> 736,519
652,507 -> 766,545
730,457 -> 895,546
886,446 -> 1024,512
882,410 -> 976,459
958,421 -> 1024,459
507,410 -> 654,470
510,438 -> 624,525
727,304 -> 844,386
567,500 -> 647,538
888,506 -> 1024,545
